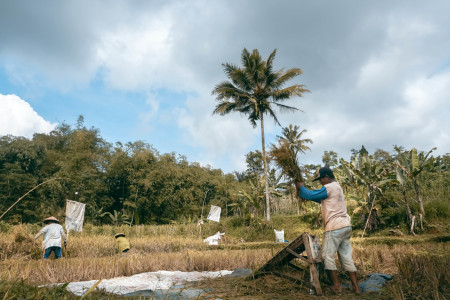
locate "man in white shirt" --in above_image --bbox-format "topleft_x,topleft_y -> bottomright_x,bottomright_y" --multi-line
296,166 -> 360,294
34,216 -> 67,259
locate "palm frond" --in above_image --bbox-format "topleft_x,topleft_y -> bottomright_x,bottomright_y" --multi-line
265,107 -> 281,126
274,68 -> 303,87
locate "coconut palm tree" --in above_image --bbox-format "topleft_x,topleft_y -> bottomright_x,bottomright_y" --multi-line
278,124 -> 313,157
212,48 -> 309,221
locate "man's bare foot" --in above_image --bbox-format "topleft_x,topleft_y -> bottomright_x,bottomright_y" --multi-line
330,285 -> 343,294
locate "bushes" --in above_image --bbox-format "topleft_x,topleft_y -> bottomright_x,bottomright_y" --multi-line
424,199 -> 450,220
0,222 -> 11,234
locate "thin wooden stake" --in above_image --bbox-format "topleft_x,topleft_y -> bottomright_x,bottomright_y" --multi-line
0,178 -> 63,220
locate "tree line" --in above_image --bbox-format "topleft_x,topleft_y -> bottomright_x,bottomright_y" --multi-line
0,117 -> 447,234
0,117 -> 249,225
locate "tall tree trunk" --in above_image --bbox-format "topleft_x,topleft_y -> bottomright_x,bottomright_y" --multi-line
260,113 -> 271,222
413,180 -> 424,230
402,187 -> 415,235
362,187 -> 376,238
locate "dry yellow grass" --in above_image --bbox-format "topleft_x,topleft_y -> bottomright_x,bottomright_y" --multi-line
0,224 -> 448,299
0,249 -> 273,284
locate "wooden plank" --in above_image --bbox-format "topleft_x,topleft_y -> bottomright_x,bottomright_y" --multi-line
254,232 -> 323,296
285,248 -> 310,264
258,234 -> 306,272
309,263 -> 322,296
287,262 -> 304,272
303,233 -> 323,296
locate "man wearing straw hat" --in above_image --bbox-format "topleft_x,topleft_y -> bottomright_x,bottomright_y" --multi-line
34,216 -> 67,259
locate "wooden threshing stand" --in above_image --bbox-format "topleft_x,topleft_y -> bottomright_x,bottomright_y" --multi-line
253,232 -> 323,295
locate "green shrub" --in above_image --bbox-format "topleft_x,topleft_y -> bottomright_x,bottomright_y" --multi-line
379,206 -> 406,227
0,221 -> 11,233
425,199 -> 449,220
226,216 -> 245,228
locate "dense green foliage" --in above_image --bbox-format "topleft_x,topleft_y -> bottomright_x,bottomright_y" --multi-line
0,115 -> 448,234
0,118 -> 247,225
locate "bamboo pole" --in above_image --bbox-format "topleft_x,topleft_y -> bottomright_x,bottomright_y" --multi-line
0,177 -> 63,220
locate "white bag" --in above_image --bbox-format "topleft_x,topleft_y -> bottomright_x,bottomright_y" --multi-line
65,200 -> 86,233
274,229 -> 284,242
207,205 -> 221,223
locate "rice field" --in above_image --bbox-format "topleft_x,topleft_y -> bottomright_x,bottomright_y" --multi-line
0,222 -> 448,299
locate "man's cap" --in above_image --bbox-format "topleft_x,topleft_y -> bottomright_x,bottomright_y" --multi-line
312,166 -> 334,181
115,233 -> 126,238
43,216 -> 60,223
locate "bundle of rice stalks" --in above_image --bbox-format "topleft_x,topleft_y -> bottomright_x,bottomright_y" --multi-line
269,140 -> 304,183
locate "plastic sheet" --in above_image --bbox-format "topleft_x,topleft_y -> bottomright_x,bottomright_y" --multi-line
51,270 -> 233,296
65,200 -> 85,233
203,231 -> 225,245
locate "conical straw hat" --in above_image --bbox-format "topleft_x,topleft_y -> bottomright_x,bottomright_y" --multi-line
43,216 -> 59,223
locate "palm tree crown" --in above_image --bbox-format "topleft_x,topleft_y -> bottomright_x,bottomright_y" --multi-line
212,48 -> 309,126
277,124 -> 313,157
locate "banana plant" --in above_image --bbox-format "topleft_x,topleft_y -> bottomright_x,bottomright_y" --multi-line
238,187 -> 261,218
394,147 -> 436,230
101,209 -> 130,227
340,152 -> 395,237
394,166 -> 416,235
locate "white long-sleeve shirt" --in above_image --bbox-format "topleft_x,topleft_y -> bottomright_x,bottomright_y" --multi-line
34,223 -> 67,249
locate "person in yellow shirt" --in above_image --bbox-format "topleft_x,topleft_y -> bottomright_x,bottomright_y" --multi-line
114,233 -> 130,253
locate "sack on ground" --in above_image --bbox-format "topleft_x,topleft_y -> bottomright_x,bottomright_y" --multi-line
274,229 -> 284,243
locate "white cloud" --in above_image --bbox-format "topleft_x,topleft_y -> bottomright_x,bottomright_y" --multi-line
1,0 -> 449,171
0,94 -> 57,138
97,12 -> 175,90
178,92 -> 257,171
392,71 -> 450,151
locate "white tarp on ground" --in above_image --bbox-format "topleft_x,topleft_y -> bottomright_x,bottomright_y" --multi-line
203,231 -> 225,245
65,200 -> 86,233
274,229 -> 284,242
56,270 -> 233,296
206,205 -> 221,222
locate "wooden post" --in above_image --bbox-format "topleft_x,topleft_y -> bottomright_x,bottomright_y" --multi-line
303,233 -> 322,295
254,232 -> 323,296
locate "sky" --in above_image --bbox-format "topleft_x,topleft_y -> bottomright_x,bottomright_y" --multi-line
1,0 -> 449,173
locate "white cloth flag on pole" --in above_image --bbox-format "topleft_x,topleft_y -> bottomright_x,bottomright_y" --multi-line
207,205 -> 221,223
65,200 -> 86,233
